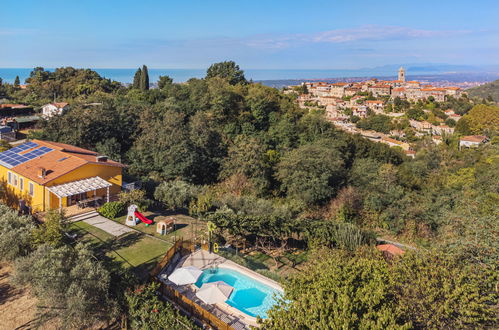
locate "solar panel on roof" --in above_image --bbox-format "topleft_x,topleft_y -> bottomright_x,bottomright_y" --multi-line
24,142 -> 38,148
22,146 -> 53,159
0,142 -> 51,168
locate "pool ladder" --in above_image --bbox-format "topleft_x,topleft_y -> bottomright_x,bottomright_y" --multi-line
210,260 -> 221,273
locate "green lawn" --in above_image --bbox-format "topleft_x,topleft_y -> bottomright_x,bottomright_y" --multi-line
110,235 -> 171,269
113,209 -> 207,242
68,221 -> 171,277
69,221 -> 114,243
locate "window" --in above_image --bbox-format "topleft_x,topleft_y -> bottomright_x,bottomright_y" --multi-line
8,172 -> 18,187
19,178 -> 24,191
28,182 -> 34,197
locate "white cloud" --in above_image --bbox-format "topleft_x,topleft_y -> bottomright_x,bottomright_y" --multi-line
241,25 -> 471,49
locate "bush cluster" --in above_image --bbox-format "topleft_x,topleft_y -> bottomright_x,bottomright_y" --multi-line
98,201 -> 126,219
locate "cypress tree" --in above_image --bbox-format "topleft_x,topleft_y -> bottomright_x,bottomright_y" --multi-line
140,65 -> 149,91
14,75 -> 20,87
132,68 -> 142,89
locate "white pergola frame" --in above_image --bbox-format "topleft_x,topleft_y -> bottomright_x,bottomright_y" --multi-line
47,176 -> 111,210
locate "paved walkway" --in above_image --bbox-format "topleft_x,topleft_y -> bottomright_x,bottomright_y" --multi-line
83,215 -> 134,237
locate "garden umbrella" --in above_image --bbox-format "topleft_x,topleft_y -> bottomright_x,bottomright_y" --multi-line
168,266 -> 203,285
196,281 -> 234,304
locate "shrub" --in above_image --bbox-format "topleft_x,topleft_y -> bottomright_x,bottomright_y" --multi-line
31,209 -> 68,247
98,201 -> 125,219
0,204 -> 35,261
125,282 -> 197,329
154,180 -> 198,211
118,189 -> 151,212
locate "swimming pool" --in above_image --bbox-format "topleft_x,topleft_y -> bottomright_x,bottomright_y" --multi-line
194,267 -> 282,319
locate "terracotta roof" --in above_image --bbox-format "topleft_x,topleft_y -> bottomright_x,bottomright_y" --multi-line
460,135 -> 487,143
393,87 -> 406,92
382,137 -> 405,145
0,104 -> 30,109
446,87 -> 460,90
51,102 -> 69,108
8,140 -> 125,185
376,244 -> 405,256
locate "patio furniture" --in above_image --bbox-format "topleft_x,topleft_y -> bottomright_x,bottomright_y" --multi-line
77,196 -> 103,208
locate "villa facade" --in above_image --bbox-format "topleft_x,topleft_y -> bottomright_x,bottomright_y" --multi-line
0,139 -> 124,213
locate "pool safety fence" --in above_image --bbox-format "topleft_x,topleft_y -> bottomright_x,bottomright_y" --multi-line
151,239 -> 237,330
150,238 -> 195,278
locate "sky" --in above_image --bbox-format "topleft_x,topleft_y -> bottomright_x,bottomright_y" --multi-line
1,0 -> 498,69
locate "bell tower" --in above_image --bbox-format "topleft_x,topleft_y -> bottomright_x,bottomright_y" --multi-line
398,66 -> 406,82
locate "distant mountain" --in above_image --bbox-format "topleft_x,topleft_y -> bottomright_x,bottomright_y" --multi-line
467,79 -> 499,101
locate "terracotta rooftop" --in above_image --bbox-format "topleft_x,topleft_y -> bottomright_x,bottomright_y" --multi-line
0,104 -> 30,109
51,102 -> 69,108
376,244 -> 405,256
460,135 -> 487,143
8,140 -> 125,185
382,137 -> 405,145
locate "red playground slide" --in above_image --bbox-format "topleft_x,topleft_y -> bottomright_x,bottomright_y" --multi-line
134,211 -> 153,225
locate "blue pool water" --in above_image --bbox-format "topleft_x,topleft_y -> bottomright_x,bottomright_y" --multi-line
194,267 -> 282,319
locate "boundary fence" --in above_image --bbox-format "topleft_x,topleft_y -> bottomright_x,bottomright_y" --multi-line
150,239 -> 236,330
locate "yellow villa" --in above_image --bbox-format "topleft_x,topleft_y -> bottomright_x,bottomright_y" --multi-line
0,139 -> 125,214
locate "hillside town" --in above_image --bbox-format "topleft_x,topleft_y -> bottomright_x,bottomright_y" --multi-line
290,67 -> 489,157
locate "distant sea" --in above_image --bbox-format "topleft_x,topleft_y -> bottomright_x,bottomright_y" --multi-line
1,67 -> 498,86
0,68 -> 452,84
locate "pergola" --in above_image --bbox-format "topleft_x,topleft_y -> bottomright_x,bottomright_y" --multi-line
47,176 -> 111,209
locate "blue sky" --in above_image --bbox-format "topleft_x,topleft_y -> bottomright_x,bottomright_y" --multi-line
1,0 -> 498,69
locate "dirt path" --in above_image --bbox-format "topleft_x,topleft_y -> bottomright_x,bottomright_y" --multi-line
0,263 -> 55,330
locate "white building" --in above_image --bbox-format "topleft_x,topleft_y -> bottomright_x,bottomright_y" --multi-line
42,102 -> 69,118
459,135 -> 488,149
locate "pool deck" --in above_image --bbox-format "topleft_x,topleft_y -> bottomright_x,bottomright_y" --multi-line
181,249 -> 283,291
158,249 -> 283,328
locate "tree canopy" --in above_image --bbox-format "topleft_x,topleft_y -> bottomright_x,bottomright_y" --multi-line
205,61 -> 247,85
